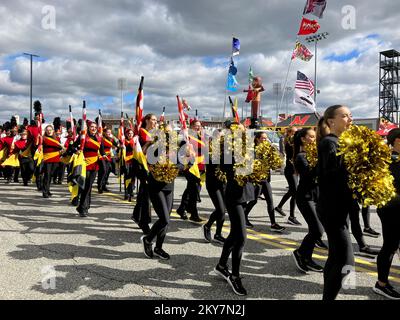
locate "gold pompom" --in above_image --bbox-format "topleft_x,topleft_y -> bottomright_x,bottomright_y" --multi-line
215,166 -> 227,184
337,125 -> 396,208
255,141 -> 283,171
149,157 -> 179,183
304,142 -> 318,169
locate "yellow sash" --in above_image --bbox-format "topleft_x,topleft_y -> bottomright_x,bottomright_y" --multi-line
189,135 -> 205,146
2,154 -> 20,167
20,143 -> 32,158
85,156 -> 98,167
141,128 -> 152,139
88,138 -> 100,148
43,151 -> 60,162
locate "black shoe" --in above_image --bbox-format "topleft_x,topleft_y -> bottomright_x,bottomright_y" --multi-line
57,180 -> 62,185
271,223 -> 285,233
71,197 -> 79,206
373,282 -> 400,300
363,227 -> 381,238
124,194 -> 129,200
176,209 -> 188,220
203,224 -> 212,242
292,249 -> 309,273
140,235 -> 153,258
227,275 -> 247,296
358,246 -> 380,258
214,264 -> 231,280
245,219 -> 254,228
128,195 -> 132,202
190,215 -> 203,223
48,192 -> 52,197
98,189 -> 103,194
287,216 -> 302,226
14,179 -> 19,183
42,193 -> 50,198
23,182 -> 28,186
79,212 -> 88,218
315,239 -> 328,249
213,234 -> 226,245
154,247 -> 170,260
274,207 -> 286,217
304,258 -> 324,272
103,187 -> 110,192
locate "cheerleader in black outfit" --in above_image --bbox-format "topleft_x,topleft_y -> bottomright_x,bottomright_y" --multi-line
316,105 -> 354,300
140,125 -> 175,260
291,128 -> 324,273
275,126 -> 301,225
244,132 -> 285,232
214,124 -> 255,296
203,129 -> 226,244
373,128 -> 400,300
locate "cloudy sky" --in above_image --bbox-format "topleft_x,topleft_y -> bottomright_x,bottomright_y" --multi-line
0,0 -> 399,124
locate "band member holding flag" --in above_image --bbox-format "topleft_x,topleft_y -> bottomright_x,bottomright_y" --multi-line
42,122 -> 64,198
176,113 -> 206,223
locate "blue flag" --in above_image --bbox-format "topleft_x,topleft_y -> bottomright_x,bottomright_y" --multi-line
232,37 -> 240,56
227,58 -> 239,91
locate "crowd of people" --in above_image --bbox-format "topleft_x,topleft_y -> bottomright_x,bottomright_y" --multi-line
0,101 -> 399,300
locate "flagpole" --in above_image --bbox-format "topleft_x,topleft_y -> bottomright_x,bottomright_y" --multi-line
274,49 -> 296,131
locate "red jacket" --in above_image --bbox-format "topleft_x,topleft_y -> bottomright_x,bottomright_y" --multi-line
124,138 -> 135,165
188,133 -> 206,172
43,135 -> 62,163
83,134 -> 104,171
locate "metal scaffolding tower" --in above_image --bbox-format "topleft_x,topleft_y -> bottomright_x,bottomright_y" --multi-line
379,49 -> 400,124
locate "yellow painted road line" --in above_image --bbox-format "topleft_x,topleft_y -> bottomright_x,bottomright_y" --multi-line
103,192 -> 400,281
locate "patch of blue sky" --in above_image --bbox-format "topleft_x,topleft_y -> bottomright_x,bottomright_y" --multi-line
324,49 -> 361,62
1,53 -> 48,69
202,55 -> 230,68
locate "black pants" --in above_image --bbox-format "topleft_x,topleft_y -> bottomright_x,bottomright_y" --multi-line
205,187 -> 225,236
124,162 -> 136,197
219,202 -> 247,277
97,160 -> 111,191
178,172 -> 201,217
318,209 -> 354,300
361,206 -> 371,229
78,170 -> 97,213
3,166 -> 14,181
13,167 -> 20,182
133,178 -> 151,233
42,162 -> 58,196
245,180 -> 276,225
52,162 -> 65,183
20,158 -> 34,185
277,167 -> 298,217
147,189 -> 174,249
34,162 -> 43,191
297,198 -> 324,259
377,204 -> 400,283
349,203 -> 366,249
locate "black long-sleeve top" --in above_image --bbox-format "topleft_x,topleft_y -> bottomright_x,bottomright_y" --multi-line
295,152 -> 318,202
316,134 -> 353,219
222,164 -> 255,205
382,151 -> 400,209
284,141 -> 295,174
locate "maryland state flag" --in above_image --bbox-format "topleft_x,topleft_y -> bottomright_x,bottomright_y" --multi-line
67,152 -> 86,200
133,136 -> 148,172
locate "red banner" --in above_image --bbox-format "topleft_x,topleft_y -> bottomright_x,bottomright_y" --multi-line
297,17 -> 320,35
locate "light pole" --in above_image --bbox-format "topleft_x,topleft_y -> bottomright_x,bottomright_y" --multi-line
23,53 -> 40,121
285,86 -> 293,115
117,78 -> 127,115
273,83 -> 282,123
305,32 -> 329,104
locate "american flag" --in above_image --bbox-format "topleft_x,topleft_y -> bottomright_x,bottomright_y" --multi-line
295,71 -> 314,96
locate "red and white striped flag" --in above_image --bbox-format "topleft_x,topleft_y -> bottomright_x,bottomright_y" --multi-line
159,107 -> 165,123
135,76 -> 144,135
177,95 -> 188,141
295,71 -> 315,96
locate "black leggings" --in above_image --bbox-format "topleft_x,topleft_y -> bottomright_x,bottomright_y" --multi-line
147,189 -> 174,249
297,198 -> 324,259
218,202 -> 247,277
318,213 -> 354,300
19,158 -> 34,185
178,173 -> 201,216
361,206 -> 371,229
245,181 -> 276,225
133,178 -> 151,232
205,187 -> 225,236
277,167 -> 298,217
78,170 -> 97,213
349,203 -> 366,249
97,160 -> 111,191
377,204 -> 400,283
42,162 -> 58,196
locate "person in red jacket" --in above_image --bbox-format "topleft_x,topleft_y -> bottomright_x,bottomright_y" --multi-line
98,127 -> 119,193
1,119 -> 18,183
76,120 -> 105,217
16,127 -> 34,186
176,119 -> 206,222
42,124 -> 64,198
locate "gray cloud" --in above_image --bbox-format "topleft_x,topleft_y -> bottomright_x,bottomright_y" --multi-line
0,0 -> 399,123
